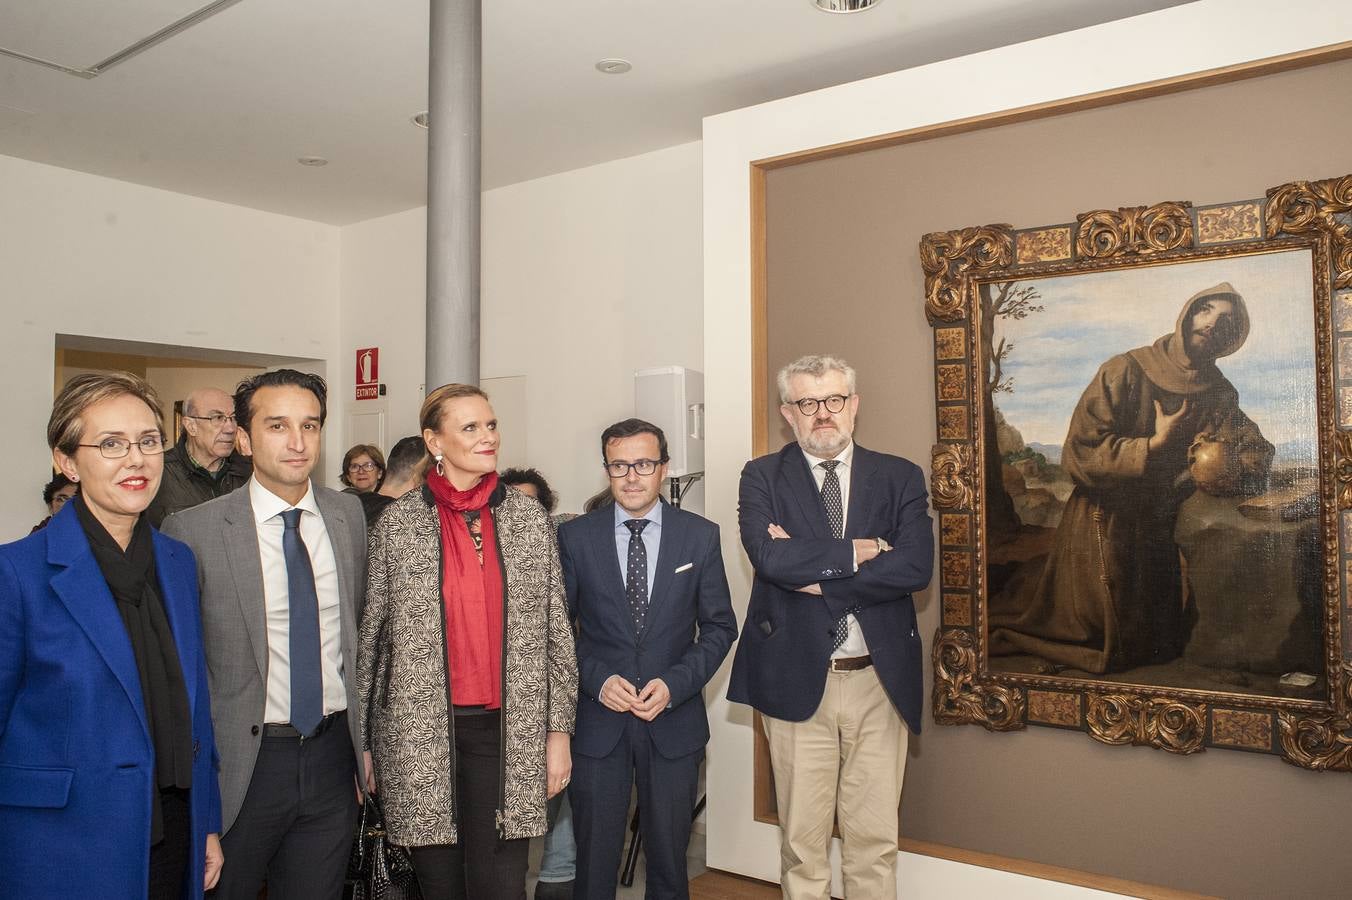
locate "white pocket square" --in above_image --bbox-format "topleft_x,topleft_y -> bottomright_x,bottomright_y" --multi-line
674,562 -> 694,573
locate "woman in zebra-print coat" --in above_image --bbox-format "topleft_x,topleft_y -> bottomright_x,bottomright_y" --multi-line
357,383 -> 577,899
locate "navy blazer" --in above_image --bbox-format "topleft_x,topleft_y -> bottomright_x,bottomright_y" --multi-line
727,442 -> 934,732
0,503 -> 221,899
559,501 -> 737,760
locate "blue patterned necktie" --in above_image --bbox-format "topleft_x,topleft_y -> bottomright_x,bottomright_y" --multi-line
281,508 -> 323,735
625,518 -> 650,633
819,461 -> 858,652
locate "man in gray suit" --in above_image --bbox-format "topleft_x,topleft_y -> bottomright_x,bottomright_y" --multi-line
163,369 -> 369,900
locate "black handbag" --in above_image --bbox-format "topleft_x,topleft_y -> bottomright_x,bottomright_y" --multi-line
344,796 -> 422,900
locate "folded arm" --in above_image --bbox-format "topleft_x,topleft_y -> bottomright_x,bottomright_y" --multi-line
738,461 -> 854,587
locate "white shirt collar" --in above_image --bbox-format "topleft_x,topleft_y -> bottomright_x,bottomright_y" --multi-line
801,440 -> 854,472
614,497 -> 664,529
249,475 -> 320,525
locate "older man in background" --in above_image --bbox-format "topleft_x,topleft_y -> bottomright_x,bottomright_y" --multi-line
147,386 -> 251,526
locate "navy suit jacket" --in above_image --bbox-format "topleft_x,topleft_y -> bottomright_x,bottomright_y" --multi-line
0,503 -> 221,899
559,501 -> 737,760
727,442 -> 934,733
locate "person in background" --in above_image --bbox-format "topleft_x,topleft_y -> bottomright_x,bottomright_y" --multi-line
358,383 -> 577,900
358,436 -> 425,527
728,354 -> 933,899
146,386 -> 251,527
500,465 -> 577,900
341,443 -> 385,494
31,470 -> 77,532
0,372 -> 222,898
162,370 -> 370,900
560,418 -> 737,900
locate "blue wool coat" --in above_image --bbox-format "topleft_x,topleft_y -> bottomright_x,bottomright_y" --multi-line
0,502 -> 221,899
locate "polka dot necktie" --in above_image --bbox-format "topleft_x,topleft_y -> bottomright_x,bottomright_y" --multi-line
625,518 -> 650,633
819,461 -> 858,652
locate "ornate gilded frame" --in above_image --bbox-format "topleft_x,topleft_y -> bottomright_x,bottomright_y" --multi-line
922,174 -> 1352,769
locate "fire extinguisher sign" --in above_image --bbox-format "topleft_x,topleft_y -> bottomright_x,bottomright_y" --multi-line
355,347 -> 379,400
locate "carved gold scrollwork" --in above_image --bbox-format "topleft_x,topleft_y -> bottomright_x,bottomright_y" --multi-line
1085,694 -> 1206,755
1278,663 -> 1352,771
920,226 -> 1014,323
931,442 -> 974,510
1266,175 -> 1352,288
932,629 -> 1026,731
1336,432 -> 1352,510
1074,202 -> 1194,258
1278,712 -> 1352,771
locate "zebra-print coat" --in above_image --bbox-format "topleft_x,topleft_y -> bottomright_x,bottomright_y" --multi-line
357,482 -> 578,845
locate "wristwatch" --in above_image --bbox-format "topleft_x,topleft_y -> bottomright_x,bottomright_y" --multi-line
875,536 -> 891,553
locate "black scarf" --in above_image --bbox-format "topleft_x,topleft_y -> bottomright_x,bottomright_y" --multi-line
73,495 -> 193,845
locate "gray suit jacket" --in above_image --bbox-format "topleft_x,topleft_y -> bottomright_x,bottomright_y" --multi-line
162,481 -> 368,834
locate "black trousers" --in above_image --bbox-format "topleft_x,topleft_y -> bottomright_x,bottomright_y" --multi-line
409,711 -> 529,900
212,713 -> 358,900
148,787 -> 191,900
570,716 -> 701,900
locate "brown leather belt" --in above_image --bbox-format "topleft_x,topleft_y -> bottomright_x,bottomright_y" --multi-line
263,710 -> 345,741
829,654 -> 872,672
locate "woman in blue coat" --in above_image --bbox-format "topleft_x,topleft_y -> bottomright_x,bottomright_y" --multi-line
0,372 -> 223,898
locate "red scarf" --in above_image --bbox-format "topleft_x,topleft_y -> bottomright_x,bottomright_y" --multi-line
427,470 -> 504,709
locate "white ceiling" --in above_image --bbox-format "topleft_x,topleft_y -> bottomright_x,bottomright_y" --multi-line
0,0 -> 1192,225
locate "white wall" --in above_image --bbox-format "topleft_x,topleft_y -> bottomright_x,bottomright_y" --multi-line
338,141 -> 705,513
701,1 -> 1352,896
0,154 -> 341,539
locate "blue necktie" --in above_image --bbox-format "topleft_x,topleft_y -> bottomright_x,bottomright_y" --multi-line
625,519 -> 650,634
820,461 -> 858,652
281,508 -> 323,736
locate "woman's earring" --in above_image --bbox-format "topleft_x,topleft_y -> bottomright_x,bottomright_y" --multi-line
434,453 -> 444,478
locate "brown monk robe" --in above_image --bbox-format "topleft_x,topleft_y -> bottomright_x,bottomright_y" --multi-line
989,282 -> 1273,673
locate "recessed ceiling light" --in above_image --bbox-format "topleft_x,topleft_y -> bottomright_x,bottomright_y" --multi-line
814,0 -> 882,12
595,58 -> 632,75
412,111 -> 429,129
297,156 -> 328,167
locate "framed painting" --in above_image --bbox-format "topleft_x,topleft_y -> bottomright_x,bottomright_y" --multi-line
922,174 -> 1352,768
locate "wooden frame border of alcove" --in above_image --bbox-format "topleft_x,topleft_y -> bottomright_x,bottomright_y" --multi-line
745,38 -> 1352,900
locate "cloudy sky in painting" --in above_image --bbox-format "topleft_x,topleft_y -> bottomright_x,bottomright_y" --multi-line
993,249 -> 1318,459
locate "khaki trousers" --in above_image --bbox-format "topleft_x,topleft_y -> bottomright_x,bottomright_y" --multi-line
763,665 -> 907,900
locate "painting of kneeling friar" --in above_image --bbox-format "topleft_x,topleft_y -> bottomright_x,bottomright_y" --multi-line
985,251 -> 1323,698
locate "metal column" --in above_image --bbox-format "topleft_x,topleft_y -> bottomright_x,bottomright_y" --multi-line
425,0 -> 482,389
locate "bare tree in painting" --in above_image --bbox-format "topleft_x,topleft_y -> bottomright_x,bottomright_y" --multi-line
981,281 -> 1043,543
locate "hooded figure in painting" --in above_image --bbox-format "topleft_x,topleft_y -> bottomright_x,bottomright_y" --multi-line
989,282 -> 1274,673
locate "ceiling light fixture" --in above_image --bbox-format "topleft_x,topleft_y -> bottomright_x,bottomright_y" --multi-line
412,111 -> 430,129
814,0 -> 882,12
297,156 -> 328,167
595,58 -> 632,75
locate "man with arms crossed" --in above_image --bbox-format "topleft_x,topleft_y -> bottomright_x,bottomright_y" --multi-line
163,370 -> 369,899
728,354 -> 933,899
560,418 -> 737,900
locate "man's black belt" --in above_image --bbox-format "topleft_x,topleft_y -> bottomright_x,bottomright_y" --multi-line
263,709 -> 345,740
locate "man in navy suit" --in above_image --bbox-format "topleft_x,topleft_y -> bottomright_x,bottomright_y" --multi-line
559,418 -> 737,900
728,354 -> 934,899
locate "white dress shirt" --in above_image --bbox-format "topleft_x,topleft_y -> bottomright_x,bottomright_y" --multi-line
249,477 -> 347,723
802,442 -> 869,658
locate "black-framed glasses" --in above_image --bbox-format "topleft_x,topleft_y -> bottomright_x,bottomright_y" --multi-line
184,413 -> 237,427
348,462 -> 379,473
787,394 -> 850,416
604,459 -> 662,478
77,435 -> 167,459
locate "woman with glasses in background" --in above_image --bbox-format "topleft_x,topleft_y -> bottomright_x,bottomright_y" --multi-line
0,373 -> 223,899
341,443 -> 386,494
